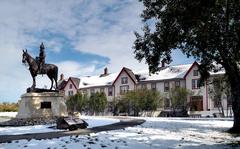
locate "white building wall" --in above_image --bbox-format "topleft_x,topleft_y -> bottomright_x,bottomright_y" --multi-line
185,64 -> 207,111
155,79 -> 185,95
180,80 -> 186,88
81,86 -> 114,102
156,82 -> 164,93
77,63 -> 230,115
64,81 -> 78,97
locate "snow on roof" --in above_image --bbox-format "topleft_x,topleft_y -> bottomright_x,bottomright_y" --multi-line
79,73 -> 118,89
73,62 -> 228,89
134,64 -> 193,82
79,64 -> 193,89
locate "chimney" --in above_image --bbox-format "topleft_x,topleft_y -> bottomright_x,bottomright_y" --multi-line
60,73 -> 64,80
104,67 -> 108,75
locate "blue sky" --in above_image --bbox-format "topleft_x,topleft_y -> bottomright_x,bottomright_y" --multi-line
0,0 -> 195,102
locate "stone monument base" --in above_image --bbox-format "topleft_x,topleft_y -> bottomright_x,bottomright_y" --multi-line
16,92 -> 67,118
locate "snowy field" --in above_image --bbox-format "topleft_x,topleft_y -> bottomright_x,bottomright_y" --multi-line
1,116 -> 239,149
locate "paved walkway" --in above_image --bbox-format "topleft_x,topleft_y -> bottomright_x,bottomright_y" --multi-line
0,118 -> 145,143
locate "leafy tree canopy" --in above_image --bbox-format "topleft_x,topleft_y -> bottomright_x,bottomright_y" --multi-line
169,87 -> 192,111
134,0 -> 240,132
134,0 -> 240,80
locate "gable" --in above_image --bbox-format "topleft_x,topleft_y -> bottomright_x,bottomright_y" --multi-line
112,67 -> 137,85
63,78 -> 79,90
183,61 -> 199,79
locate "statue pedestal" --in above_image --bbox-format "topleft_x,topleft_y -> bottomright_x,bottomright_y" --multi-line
16,92 -> 67,118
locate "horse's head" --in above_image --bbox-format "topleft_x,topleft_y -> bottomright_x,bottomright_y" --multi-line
22,49 -> 28,64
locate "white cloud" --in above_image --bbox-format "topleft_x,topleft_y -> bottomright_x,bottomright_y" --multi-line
0,0 -> 147,102
56,61 -> 96,78
45,39 -> 64,53
33,61 -> 96,90
73,1 -> 147,72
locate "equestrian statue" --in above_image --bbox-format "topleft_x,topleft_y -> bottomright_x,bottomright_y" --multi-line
22,43 -> 58,92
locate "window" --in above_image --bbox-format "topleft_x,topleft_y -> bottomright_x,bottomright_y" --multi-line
121,77 -> 128,84
151,83 -> 156,90
164,82 -> 169,92
120,85 -> 129,95
141,84 -> 147,89
68,91 -> 73,96
175,81 -> 180,88
69,84 -> 73,89
41,102 -> 51,109
100,88 -> 104,93
192,79 -> 200,89
108,87 -> 113,96
90,88 -> 95,94
193,70 -> 198,76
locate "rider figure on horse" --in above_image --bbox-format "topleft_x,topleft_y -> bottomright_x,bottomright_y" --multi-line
38,42 -> 46,74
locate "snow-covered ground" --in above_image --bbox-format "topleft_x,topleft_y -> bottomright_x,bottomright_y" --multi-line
1,117 -> 239,149
0,116 -> 119,135
0,112 -> 17,118
0,124 -> 60,135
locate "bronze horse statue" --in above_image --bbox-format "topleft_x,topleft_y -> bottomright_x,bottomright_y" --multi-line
22,50 -> 58,91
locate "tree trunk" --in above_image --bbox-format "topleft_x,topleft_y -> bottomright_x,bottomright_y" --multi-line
231,95 -> 240,132
220,103 -> 225,117
229,78 -> 240,133
222,62 -> 240,132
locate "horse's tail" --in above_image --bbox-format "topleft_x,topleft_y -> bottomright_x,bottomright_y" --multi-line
54,66 -> 58,89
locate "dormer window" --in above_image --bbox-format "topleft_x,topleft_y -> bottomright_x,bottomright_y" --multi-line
121,77 -> 128,84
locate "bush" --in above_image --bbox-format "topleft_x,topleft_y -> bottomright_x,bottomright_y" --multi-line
0,102 -> 18,112
119,89 -> 163,116
88,92 -> 107,114
169,87 -> 192,111
66,93 -> 88,112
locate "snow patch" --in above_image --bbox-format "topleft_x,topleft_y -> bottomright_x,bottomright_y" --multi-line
0,112 -> 17,118
1,117 -> 238,149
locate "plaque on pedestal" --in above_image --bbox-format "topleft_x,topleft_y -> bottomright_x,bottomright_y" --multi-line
17,92 -> 67,118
